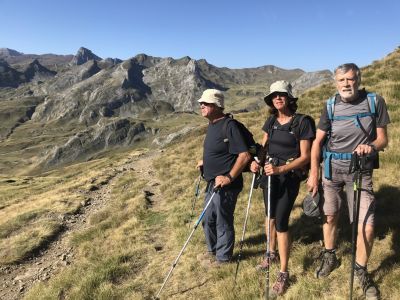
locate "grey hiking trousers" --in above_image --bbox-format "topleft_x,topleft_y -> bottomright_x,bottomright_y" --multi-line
202,182 -> 241,261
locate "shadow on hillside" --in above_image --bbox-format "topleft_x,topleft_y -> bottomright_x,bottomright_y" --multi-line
233,233 -> 266,260
372,185 -> 400,277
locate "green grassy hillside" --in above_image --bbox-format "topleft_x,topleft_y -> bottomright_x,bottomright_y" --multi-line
1,48 -> 399,299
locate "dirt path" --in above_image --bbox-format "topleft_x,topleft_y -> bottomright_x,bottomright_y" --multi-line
0,149 -> 162,300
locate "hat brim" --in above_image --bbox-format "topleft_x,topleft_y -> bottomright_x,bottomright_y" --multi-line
197,98 -> 224,108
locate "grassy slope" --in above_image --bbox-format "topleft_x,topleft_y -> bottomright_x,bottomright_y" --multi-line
0,48 -> 398,299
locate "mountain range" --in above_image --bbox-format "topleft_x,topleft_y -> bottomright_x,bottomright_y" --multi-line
0,47 -> 333,173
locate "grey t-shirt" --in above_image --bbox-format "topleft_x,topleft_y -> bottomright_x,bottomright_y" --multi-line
318,89 -> 390,170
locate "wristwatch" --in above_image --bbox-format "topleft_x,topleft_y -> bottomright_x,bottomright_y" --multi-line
226,174 -> 233,182
369,144 -> 377,151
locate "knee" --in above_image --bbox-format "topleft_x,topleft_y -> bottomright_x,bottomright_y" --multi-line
324,215 -> 337,225
358,224 -> 374,237
275,220 -> 288,232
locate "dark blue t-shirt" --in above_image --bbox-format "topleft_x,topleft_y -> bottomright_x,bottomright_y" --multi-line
203,117 -> 248,189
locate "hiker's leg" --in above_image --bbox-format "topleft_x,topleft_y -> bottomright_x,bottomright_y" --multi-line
265,218 -> 277,252
215,188 -> 240,261
345,171 -> 375,267
323,215 -> 338,249
202,189 -> 218,253
322,171 -> 344,249
277,231 -> 290,272
274,174 -> 299,272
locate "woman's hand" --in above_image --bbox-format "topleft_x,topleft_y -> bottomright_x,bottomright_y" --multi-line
264,163 -> 282,176
250,160 -> 260,173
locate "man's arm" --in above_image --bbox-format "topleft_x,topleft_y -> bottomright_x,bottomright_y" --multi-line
307,129 -> 327,196
353,126 -> 388,155
215,151 -> 251,188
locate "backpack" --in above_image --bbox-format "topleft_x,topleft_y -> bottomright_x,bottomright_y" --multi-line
264,113 -> 316,181
221,113 -> 259,163
323,93 -> 379,179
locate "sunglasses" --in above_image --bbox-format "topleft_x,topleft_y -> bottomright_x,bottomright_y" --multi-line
271,92 -> 288,98
199,102 -> 215,107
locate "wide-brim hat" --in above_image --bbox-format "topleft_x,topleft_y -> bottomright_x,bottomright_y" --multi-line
263,80 -> 298,106
302,191 -> 323,218
198,89 -> 224,108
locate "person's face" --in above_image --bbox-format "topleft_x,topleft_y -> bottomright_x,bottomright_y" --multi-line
271,92 -> 288,110
335,69 -> 359,101
199,102 -> 217,118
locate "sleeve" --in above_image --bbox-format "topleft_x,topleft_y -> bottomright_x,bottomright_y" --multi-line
375,95 -> 391,127
227,121 -> 249,154
298,116 -> 316,140
317,102 -> 330,132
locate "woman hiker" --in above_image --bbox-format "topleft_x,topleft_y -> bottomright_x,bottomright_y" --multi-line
250,80 -> 315,297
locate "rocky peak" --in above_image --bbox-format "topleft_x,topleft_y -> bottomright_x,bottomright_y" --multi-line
0,48 -> 23,57
24,59 -> 56,82
0,59 -> 24,87
70,47 -> 102,65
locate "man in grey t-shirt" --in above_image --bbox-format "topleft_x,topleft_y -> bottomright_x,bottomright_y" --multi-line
307,63 -> 390,300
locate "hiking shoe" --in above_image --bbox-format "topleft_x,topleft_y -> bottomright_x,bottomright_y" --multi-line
269,271 -> 290,297
355,268 -> 381,300
256,252 -> 279,271
201,259 -> 230,269
196,251 -> 216,262
315,250 -> 339,278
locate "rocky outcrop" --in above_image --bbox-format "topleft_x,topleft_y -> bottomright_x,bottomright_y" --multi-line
70,47 -> 102,66
0,48 -> 23,57
0,59 -> 24,87
42,118 -> 147,167
292,70 -> 333,95
143,56 -> 223,111
24,59 -> 56,82
152,125 -> 197,147
196,59 -> 305,86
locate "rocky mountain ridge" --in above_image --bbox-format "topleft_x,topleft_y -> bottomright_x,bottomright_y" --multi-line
0,47 -> 333,171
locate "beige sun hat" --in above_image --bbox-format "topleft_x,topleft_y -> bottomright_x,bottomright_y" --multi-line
198,89 -> 224,108
263,80 -> 298,106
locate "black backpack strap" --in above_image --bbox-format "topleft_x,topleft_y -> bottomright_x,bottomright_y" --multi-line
221,114 -> 234,143
290,113 -> 306,140
265,115 -> 277,138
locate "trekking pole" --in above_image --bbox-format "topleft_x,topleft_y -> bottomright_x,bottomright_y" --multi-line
234,171 -> 257,284
155,188 -> 218,299
349,155 -> 363,300
190,174 -> 202,219
264,157 -> 278,300
265,171 -> 271,300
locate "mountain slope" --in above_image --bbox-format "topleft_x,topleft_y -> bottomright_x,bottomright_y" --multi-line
0,47 -> 399,299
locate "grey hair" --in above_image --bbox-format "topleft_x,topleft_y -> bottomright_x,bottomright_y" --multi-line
334,63 -> 361,84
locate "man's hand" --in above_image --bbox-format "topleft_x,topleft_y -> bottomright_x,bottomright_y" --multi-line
353,144 -> 375,156
196,160 -> 203,169
307,174 -> 319,197
215,175 -> 231,188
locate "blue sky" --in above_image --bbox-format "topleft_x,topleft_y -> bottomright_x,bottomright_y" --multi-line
0,0 -> 399,71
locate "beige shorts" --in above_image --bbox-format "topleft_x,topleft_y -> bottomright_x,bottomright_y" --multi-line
322,168 -> 375,225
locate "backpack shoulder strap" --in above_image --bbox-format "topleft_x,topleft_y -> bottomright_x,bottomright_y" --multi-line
265,115 -> 277,134
290,113 -> 307,140
221,114 -> 234,143
326,94 -> 338,120
367,92 -> 377,115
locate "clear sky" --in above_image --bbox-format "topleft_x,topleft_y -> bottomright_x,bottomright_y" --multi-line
1,0 -> 399,71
